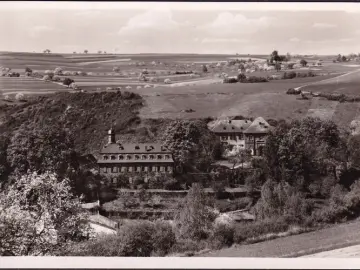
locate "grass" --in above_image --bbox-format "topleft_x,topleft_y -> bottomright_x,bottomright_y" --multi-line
200,219 -> 360,257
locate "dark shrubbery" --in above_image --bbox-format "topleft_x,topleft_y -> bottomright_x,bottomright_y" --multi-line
63,78 -> 74,87
223,77 -> 238,84
282,71 -> 297,79
234,217 -> 290,244
175,71 -> 193,75
243,76 -> 268,83
286,88 -> 301,95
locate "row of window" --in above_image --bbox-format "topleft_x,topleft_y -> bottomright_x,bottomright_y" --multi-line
220,135 -> 265,141
103,154 -> 171,161
101,165 -> 173,173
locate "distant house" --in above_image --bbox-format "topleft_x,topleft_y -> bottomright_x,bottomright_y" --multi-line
209,117 -> 272,156
97,129 -> 175,185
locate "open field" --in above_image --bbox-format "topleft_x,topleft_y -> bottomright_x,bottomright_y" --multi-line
2,52 -> 360,129
200,219 -> 360,257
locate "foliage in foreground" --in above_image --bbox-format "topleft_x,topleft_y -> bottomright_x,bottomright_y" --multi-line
0,172 -> 90,256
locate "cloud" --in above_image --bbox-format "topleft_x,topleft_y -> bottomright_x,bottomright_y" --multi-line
312,22 -> 337,29
202,12 -> 275,37
201,38 -> 248,43
289,37 -> 300,42
118,9 -> 179,36
29,25 -> 55,38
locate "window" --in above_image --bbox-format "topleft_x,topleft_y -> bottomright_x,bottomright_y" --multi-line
128,166 -> 133,172
135,145 -> 140,150
111,155 -> 116,160
103,155 -> 109,160
142,166 -> 146,172
165,155 -> 170,159
152,166 -> 157,172
112,167 -> 118,173
119,155 -> 124,160
149,155 -> 155,160
223,127 -> 226,130
160,166 -> 165,172
121,167 -> 127,172
137,166 -> 141,172
112,178 -> 117,184
167,166 -> 173,172
107,167 -> 111,173
102,167 -> 107,173
221,136 -> 227,140
135,155 -> 140,160
127,155 -> 132,160
157,155 -> 163,159
142,155 -> 147,160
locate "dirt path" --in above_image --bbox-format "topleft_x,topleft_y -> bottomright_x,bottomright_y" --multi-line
199,220 -> 360,257
295,68 -> 360,91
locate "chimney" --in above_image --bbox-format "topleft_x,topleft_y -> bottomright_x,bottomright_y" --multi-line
108,128 -> 115,144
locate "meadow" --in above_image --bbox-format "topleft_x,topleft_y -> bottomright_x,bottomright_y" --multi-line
1,51 -> 360,130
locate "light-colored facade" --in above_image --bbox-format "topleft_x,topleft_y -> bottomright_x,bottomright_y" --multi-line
209,117 -> 272,156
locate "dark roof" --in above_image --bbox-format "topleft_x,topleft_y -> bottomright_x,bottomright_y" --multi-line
100,143 -> 171,154
98,158 -> 174,164
211,120 -> 252,133
243,117 -> 272,134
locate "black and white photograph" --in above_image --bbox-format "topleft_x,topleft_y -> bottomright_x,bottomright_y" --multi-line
1,1 -> 360,263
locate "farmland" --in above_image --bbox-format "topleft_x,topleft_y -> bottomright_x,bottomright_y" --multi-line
1,52 -> 360,130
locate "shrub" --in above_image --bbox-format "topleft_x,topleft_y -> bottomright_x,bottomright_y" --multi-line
242,76 -> 268,83
54,67 -> 63,75
63,78 -> 74,87
223,77 -> 238,84
286,88 -> 301,95
234,217 -> 290,244
117,221 -> 156,256
282,71 -> 297,79
52,75 -> 61,82
164,178 -> 181,190
210,221 -> 235,249
152,221 -> 176,256
15,92 -> 25,101
25,67 -> 32,73
237,73 -> 246,82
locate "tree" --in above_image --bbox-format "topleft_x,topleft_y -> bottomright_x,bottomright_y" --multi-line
237,73 -> 246,82
202,64 -> 208,73
286,52 -> 291,61
342,55 -> 347,62
43,49 -> 51,54
275,63 -> 281,72
0,172 -> 90,256
162,120 -> 219,172
25,67 -> 33,74
224,145 -> 252,169
300,59 -> 307,67
98,50 -> 102,54
175,183 -> 217,240
270,50 -> 281,63
54,67 -> 63,75
6,123 -> 78,177
63,78 -> 75,87
84,50 -> 88,54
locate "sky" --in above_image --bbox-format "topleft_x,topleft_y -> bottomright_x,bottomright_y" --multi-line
0,2 -> 360,55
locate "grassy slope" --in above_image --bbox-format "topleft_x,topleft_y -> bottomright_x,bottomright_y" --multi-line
200,219 -> 360,257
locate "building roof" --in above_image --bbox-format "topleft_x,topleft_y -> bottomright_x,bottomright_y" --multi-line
97,158 -> 174,164
243,117 -> 272,134
211,120 -> 252,133
100,143 -> 171,154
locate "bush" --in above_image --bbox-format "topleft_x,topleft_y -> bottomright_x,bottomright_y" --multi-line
25,67 -> 32,73
164,178 -> 181,190
117,221 -> 156,256
237,73 -> 246,82
286,88 -> 301,95
223,77 -> 238,84
234,217 -> 290,244
282,71 -> 297,79
242,76 -> 268,83
210,221 -> 235,249
63,78 -> 74,87
215,197 -> 252,212
152,221 -> 176,256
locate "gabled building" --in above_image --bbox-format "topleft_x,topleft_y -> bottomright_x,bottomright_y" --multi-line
97,129 -> 174,182
209,117 -> 272,156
